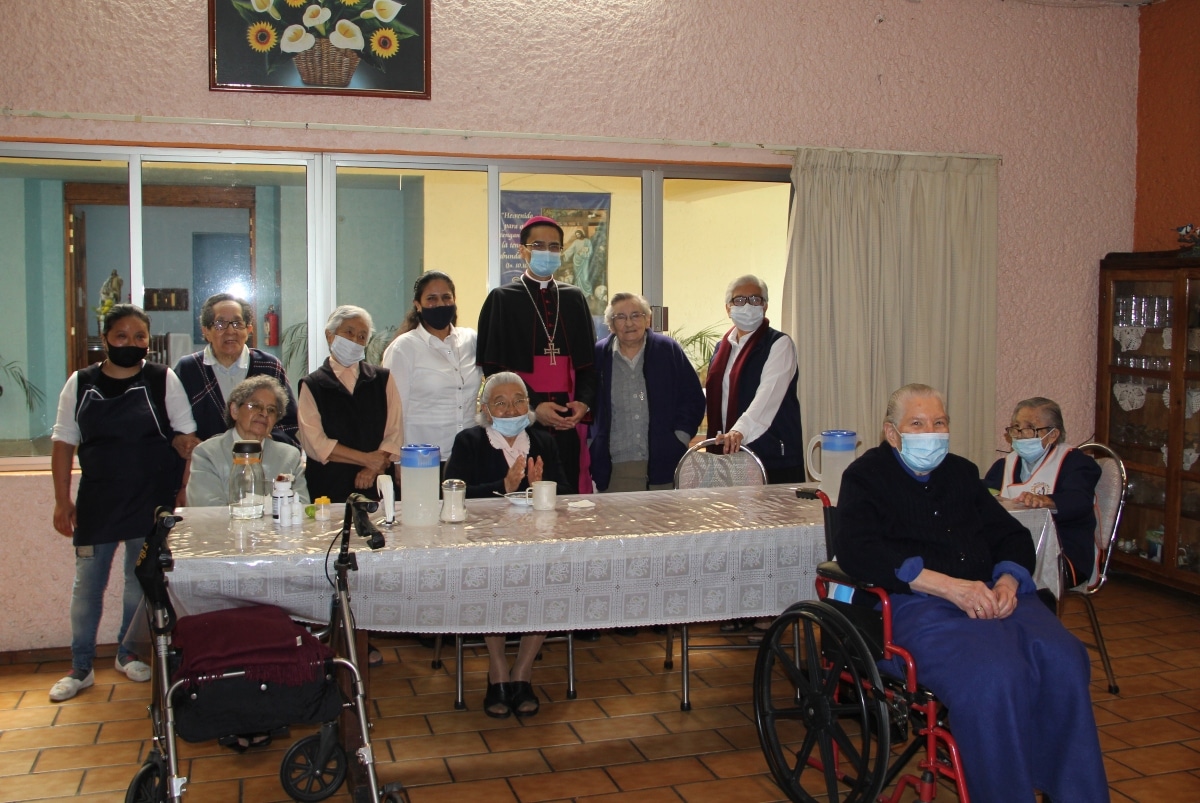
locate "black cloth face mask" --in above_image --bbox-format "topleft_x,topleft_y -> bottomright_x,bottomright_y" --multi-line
106,345 -> 148,368
420,304 -> 456,331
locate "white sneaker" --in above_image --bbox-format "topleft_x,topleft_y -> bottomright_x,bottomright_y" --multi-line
49,670 -> 95,702
115,655 -> 152,682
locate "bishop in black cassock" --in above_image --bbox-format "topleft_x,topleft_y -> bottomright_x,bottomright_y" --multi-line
477,218 -> 597,492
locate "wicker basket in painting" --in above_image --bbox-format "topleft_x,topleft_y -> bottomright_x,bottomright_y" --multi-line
293,38 -> 360,88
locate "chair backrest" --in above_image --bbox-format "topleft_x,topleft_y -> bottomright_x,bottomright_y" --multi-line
1076,441 -> 1127,591
673,437 -> 768,489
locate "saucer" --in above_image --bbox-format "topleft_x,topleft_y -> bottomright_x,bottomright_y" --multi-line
505,492 -> 534,507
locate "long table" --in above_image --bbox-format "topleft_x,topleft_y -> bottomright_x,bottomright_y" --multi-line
165,486 -> 1061,631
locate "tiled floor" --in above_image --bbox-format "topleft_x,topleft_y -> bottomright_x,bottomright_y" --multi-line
2,575 -> 1200,802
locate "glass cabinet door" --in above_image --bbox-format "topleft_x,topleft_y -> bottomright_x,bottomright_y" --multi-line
1108,278 -> 1175,558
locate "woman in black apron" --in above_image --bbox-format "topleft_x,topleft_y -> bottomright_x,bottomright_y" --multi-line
49,304 -> 199,702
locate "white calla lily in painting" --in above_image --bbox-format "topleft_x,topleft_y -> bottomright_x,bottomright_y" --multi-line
280,24 -> 315,53
362,0 -> 404,23
329,20 -> 364,50
302,4 -> 331,28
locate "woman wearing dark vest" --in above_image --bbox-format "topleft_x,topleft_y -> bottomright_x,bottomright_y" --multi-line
49,304 -> 200,701
706,275 -> 804,484
298,305 -> 403,503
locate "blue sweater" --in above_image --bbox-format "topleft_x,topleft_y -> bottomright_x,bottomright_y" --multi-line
589,331 -> 706,490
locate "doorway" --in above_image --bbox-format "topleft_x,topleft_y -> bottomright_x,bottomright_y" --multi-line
64,183 -> 256,374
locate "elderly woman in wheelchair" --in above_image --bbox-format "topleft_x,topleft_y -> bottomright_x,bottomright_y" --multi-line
753,384 -> 1107,803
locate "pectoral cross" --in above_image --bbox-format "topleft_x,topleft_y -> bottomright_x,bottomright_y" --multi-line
543,342 -> 560,365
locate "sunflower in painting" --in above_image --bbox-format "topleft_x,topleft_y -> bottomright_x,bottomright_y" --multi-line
246,21 -> 278,53
370,29 -> 399,59
228,0 -> 418,76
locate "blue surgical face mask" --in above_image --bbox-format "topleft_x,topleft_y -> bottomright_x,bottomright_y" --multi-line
1012,436 -> 1051,465
730,304 -> 765,333
329,335 -> 365,366
898,432 -> 950,473
491,413 -> 531,438
527,249 -> 561,278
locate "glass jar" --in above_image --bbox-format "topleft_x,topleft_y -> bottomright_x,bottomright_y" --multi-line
228,439 -> 267,519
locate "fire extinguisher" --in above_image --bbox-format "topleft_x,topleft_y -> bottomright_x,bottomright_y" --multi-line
264,305 -> 280,346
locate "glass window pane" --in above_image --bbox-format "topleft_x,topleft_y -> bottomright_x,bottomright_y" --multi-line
335,167 -> 488,361
662,179 -> 790,375
500,173 -> 642,333
140,161 -> 309,385
0,156 -> 129,458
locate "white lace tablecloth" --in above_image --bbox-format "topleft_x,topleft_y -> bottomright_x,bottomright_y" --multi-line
1007,505 -> 1061,598
165,488 -> 1060,632
166,486 -> 829,633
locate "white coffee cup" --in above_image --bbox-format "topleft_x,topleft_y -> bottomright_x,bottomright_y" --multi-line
531,481 -> 557,511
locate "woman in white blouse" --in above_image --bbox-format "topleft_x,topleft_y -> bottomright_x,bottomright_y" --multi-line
381,271 -> 482,466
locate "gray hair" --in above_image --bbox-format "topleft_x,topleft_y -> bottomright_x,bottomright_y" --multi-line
324,305 -> 373,337
475,371 -> 533,426
884,383 -> 949,429
1012,396 -> 1066,443
724,275 -> 768,306
226,375 -> 288,426
604,292 -> 652,327
199,293 -> 251,329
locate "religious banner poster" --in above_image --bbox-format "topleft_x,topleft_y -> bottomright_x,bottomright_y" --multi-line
500,192 -> 612,325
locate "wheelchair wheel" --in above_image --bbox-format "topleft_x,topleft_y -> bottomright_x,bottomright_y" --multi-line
280,733 -> 347,802
753,601 -> 889,803
125,753 -> 168,803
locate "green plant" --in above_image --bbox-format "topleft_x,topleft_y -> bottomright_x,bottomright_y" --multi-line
366,326 -> 397,365
668,321 -> 727,382
279,321 -> 309,382
0,355 -> 46,412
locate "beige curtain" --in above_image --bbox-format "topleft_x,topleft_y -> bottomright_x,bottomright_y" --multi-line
780,149 -> 999,470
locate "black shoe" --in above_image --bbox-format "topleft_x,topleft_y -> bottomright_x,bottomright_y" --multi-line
510,681 -> 540,717
573,630 -> 602,642
614,627 -> 639,637
483,681 -> 512,719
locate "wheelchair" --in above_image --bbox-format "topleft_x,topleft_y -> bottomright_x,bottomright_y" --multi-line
752,494 -> 969,803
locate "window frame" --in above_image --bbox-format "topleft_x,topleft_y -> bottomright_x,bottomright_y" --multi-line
0,141 -> 789,471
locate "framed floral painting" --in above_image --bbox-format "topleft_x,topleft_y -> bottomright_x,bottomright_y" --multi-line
210,0 -> 430,98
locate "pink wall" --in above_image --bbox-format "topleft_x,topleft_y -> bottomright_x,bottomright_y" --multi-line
1,0 -> 1137,444
0,0 -> 1143,651
0,0 -> 1137,439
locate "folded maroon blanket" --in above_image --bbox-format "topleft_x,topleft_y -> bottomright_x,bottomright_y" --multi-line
172,605 -> 331,687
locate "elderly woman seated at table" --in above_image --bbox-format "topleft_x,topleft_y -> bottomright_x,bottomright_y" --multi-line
984,396 -> 1101,588
444,372 -> 571,718
187,376 -> 309,507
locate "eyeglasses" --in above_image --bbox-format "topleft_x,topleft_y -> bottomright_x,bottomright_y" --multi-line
242,402 -> 280,418
209,319 -> 247,331
730,295 -> 765,307
487,396 -> 530,414
1004,425 -> 1055,439
611,312 -> 647,324
524,241 -> 562,253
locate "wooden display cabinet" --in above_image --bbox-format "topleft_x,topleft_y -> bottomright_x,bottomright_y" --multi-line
1098,251 -> 1200,594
